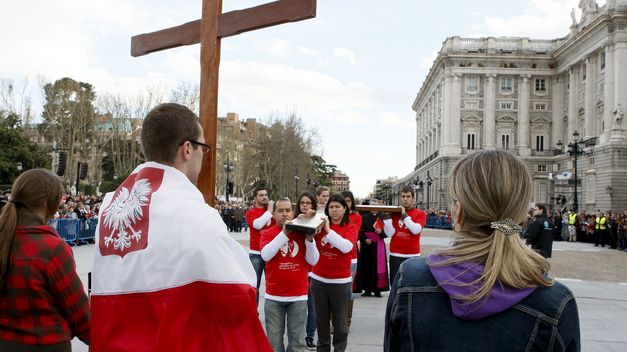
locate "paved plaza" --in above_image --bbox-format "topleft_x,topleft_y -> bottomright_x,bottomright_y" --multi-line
71,229 -> 627,352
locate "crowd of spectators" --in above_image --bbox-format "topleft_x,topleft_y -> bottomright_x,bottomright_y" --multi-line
523,208 -> 627,250
215,200 -> 253,232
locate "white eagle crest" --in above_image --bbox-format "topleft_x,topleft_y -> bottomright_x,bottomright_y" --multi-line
102,178 -> 152,252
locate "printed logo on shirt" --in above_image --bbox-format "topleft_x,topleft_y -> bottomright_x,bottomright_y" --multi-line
280,240 -> 300,257
99,167 -> 164,258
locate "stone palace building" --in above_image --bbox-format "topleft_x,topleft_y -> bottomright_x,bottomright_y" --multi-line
397,0 -> 627,213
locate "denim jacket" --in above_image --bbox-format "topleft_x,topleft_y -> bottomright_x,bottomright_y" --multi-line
385,257 -> 580,352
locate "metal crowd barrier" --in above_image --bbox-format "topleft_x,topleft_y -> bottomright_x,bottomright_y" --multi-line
48,218 -> 97,246
425,215 -> 453,230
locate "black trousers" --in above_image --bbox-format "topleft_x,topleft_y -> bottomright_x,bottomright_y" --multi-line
389,255 -> 412,286
310,279 -> 351,352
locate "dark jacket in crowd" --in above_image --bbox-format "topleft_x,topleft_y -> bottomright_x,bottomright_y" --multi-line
526,216 -> 554,258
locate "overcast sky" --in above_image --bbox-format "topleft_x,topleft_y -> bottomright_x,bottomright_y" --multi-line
0,0 -> 605,198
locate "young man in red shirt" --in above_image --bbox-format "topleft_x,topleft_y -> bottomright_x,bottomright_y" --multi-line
260,197 -> 319,352
246,187 -> 275,306
383,185 -> 426,284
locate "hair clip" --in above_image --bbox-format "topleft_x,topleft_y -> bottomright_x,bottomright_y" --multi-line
490,218 -> 521,236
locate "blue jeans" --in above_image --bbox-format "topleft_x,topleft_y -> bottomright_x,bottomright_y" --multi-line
265,299 -> 308,352
306,279 -> 316,340
350,261 -> 357,300
249,253 -> 265,306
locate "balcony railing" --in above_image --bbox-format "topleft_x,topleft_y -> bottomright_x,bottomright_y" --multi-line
444,36 -> 564,54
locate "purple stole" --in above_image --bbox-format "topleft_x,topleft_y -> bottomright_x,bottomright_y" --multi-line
364,232 -> 387,288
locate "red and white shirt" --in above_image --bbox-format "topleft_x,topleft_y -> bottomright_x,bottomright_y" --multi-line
348,212 -> 362,264
260,225 -> 319,301
384,208 -> 426,257
310,222 -> 358,283
246,206 -> 274,254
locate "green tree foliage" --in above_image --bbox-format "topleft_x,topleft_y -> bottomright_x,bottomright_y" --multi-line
0,111 -> 51,185
42,77 -> 97,184
310,155 -> 335,187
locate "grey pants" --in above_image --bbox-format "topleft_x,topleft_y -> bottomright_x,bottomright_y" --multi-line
265,299 -> 308,352
310,279 -> 351,352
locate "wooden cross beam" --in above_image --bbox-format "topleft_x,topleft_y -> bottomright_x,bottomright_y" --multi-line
130,0 -> 316,206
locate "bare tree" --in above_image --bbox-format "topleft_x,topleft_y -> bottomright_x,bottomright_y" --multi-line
0,77 -> 34,125
169,81 -> 200,115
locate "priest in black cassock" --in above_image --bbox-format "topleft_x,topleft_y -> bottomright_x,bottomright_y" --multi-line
355,199 -> 389,297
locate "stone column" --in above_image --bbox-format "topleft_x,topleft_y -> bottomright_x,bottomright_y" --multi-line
584,57 -> 596,139
484,73 -> 497,149
441,72 -> 452,150
611,41 -> 627,143
568,68 -> 578,139
552,76 -> 564,146
602,45 -> 614,144
441,72 -> 462,155
518,75 -> 531,156
450,73 -> 462,151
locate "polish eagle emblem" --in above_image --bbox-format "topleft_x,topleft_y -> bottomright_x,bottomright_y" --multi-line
102,178 -> 152,252
98,167 -> 164,257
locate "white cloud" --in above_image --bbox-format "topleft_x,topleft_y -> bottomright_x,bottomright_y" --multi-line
470,0 -> 604,39
257,39 -> 291,57
378,112 -> 413,128
333,47 -> 356,65
297,46 -> 318,56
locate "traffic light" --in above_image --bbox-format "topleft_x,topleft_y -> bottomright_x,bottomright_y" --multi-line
228,181 -> 234,195
57,152 -> 67,176
79,162 -> 88,180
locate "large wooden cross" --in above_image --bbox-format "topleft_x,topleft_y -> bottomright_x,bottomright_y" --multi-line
131,0 -> 316,206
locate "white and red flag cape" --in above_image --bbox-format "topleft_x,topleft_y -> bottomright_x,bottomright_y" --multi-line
91,162 -> 272,352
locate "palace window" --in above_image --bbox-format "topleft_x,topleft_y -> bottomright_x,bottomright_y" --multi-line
600,52 -> 606,70
501,134 -> 510,150
466,133 -> 476,150
500,77 -> 513,93
500,101 -> 513,110
537,165 -> 547,172
536,135 -> 545,152
535,78 -> 546,93
582,64 -> 587,81
534,103 -> 547,111
466,77 -> 479,93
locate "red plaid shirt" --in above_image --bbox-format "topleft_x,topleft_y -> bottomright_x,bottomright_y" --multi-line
0,225 -> 90,346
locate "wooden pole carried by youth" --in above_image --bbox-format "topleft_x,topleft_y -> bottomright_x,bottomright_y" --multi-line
130,0 -> 317,206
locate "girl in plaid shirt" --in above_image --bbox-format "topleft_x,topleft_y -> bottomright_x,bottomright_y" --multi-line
0,169 -> 90,352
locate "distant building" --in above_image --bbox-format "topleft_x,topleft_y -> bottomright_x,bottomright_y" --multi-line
398,1 -> 627,212
331,170 -> 350,193
217,112 -> 260,199
370,177 -> 398,204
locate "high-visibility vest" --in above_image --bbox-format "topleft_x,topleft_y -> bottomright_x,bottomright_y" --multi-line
596,216 -> 607,230
569,213 -> 577,225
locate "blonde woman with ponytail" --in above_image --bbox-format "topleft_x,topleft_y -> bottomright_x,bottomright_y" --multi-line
385,150 -> 580,352
0,169 -> 90,352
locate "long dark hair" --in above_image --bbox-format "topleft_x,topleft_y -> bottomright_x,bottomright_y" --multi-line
295,192 -> 317,217
340,190 -> 356,212
0,169 -> 63,290
325,193 -> 349,226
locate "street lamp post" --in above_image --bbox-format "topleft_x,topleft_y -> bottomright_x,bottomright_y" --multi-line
426,171 -> 433,211
557,130 -> 587,213
223,156 -> 234,202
